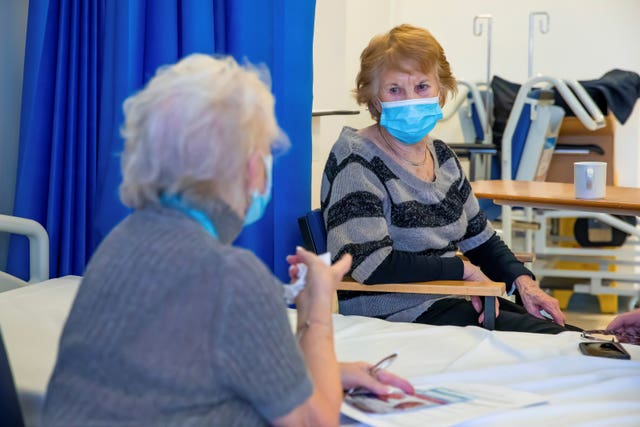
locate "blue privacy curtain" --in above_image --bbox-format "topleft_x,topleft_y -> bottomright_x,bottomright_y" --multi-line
9,0 -> 315,282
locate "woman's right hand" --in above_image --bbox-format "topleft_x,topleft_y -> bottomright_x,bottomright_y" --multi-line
462,260 -> 491,282
340,362 -> 414,396
286,247 -> 352,322
462,261 -> 500,323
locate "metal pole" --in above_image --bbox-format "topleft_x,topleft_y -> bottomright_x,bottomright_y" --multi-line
473,14 -> 493,136
528,12 -> 550,78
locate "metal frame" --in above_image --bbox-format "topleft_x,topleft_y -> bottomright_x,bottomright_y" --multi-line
0,214 -> 49,289
500,75 -> 605,248
531,209 -> 640,307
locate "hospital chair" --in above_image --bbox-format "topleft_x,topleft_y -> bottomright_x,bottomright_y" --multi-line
297,209 -> 505,329
491,76 -> 640,311
0,215 -> 49,290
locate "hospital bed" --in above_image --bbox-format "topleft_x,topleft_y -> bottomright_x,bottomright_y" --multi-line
476,75 -> 640,308
0,214 -> 49,290
496,75 -> 606,244
0,275 -> 639,427
433,76 -> 638,309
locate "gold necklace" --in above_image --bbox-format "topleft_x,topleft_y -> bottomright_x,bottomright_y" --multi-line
377,125 -> 427,167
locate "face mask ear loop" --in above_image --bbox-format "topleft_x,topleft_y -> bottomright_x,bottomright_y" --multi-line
260,154 -> 273,197
247,149 -> 263,195
372,97 -> 383,121
243,153 -> 273,227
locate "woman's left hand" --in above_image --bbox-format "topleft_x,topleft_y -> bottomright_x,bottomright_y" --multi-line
514,275 -> 566,326
471,295 -> 500,324
340,362 -> 414,396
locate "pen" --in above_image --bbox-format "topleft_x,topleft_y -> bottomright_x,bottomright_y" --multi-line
347,352 -> 398,396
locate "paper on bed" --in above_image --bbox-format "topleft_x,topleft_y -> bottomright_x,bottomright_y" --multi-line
341,382 -> 547,427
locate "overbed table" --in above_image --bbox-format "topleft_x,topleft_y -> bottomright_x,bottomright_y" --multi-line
471,180 -> 640,305
471,180 -> 640,217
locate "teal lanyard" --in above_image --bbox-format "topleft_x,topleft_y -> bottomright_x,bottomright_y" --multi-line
160,194 -> 219,240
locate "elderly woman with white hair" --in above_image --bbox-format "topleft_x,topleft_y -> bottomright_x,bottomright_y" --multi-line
41,54 -> 412,427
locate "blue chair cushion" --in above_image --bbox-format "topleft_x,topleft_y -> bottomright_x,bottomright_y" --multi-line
297,209 -> 327,255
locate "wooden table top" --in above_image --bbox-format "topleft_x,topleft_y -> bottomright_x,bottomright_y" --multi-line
471,180 -> 640,216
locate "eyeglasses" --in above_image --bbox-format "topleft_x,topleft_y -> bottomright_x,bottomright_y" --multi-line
580,330 -> 619,343
346,352 -> 398,396
369,352 -> 398,373
581,329 -> 640,345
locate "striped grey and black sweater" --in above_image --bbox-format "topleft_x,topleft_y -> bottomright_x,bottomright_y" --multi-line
320,127 -> 531,322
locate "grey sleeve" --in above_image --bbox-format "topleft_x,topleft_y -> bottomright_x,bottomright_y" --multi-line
215,253 -> 313,422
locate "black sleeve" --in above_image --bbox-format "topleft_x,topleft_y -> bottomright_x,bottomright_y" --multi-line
363,251 -> 464,285
463,233 -> 534,285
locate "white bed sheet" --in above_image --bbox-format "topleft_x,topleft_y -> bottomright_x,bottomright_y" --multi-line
323,311 -> 640,426
1,276 -> 639,426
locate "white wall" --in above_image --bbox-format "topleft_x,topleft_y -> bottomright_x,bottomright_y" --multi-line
311,0 -> 640,208
0,0 -> 29,270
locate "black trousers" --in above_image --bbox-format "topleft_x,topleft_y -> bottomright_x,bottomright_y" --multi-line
415,297 -> 583,334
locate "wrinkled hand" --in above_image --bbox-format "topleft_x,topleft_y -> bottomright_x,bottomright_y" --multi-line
340,362 -> 414,396
515,275 -> 566,326
462,261 -> 491,282
607,309 -> 640,335
463,261 -> 500,323
286,247 -> 351,324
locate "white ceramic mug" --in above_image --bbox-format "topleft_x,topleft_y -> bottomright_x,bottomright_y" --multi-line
574,162 -> 607,199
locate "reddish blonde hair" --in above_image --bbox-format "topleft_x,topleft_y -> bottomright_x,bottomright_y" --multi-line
355,24 -> 457,121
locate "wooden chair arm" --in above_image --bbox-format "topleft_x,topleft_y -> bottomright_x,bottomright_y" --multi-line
337,280 -> 505,296
335,279 -> 505,330
492,220 -> 541,231
514,252 -> 535,263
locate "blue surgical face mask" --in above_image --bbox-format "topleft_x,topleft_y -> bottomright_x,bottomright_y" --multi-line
379,97 -> 443,144
244,154 -> 273,226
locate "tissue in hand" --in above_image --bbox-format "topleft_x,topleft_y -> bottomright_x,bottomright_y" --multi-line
283,252 -> 332,304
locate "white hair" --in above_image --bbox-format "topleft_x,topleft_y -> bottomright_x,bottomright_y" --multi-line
119,54 -> 287,211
